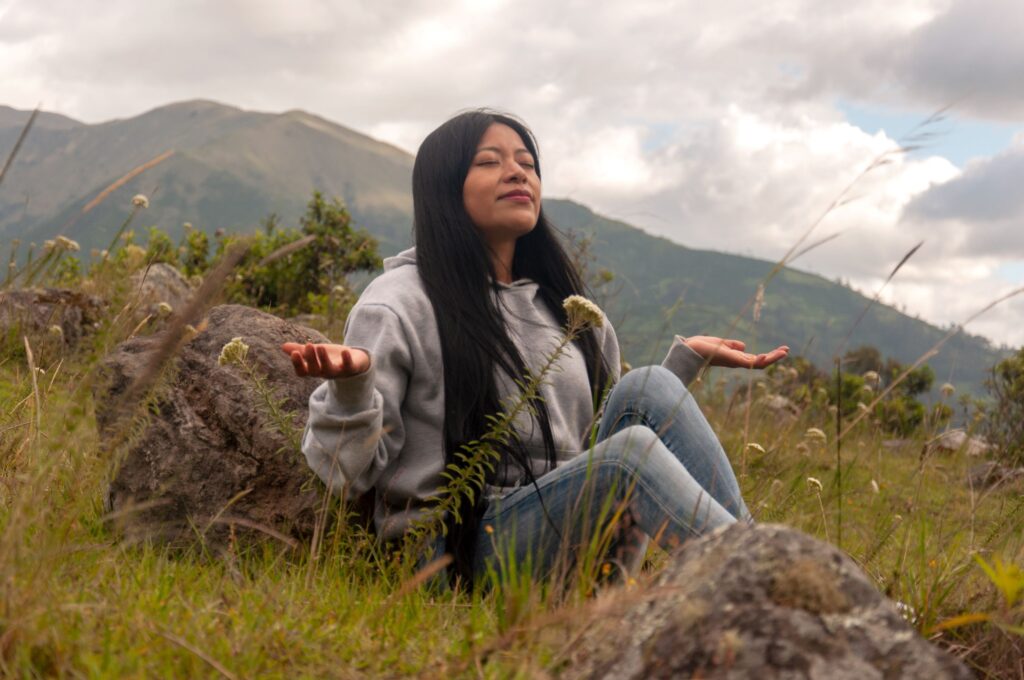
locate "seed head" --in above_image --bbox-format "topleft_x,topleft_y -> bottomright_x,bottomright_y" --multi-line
806,477 -> 823,492
562,295 -> 604,329
940,382 -> 955,398
157,302 -> 173,318
753,283 -> 765,322
804,427 -> 827,444
55,235 -> 80,252
863,370 -> 880,387
218,336 -> 250,366
131,194 -> 149,209
48,324 -> 64,338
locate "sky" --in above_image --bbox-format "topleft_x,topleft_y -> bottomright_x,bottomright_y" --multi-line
2,0 -> 1022,348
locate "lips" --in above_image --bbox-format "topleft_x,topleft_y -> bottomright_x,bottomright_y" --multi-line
498,189 -> 533,202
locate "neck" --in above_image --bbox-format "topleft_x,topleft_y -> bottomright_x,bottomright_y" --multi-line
488,240 -> 516,284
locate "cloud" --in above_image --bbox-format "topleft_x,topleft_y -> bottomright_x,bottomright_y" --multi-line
1,0 -> 1022,345
895,0 -> 1024,120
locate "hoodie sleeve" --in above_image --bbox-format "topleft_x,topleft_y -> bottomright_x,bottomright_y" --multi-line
301,302 -> 411,498
661,336 -> 706,387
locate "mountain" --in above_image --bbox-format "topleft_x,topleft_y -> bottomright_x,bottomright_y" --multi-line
0,100 -> 1005,394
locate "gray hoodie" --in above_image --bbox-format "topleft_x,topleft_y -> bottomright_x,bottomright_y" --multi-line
301,248 -> 705,540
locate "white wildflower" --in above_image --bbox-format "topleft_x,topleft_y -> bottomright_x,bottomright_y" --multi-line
48,325 -> 64,338
562,295 -> 604,329
804,427 -> 828,444
863,370 -> 880,387
218,337 -> 249,366
806,477 -> 823,493
861,385 -> 874,396
940,382 -> 955,398
42,239 -> 56,252
157,302 -> 173,318
183,222 -> 193,232
55,235 -> 80,252
131,194 -> 149,209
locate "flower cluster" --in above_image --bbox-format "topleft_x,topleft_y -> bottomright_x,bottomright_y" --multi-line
804,427 -> 827,444
42,236 -> 81,253
217,337 -> 250,367
562,295 -> 604,329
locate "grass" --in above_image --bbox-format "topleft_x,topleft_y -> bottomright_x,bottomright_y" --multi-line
0,132 -> 1020,673
2,285 -> 1023,678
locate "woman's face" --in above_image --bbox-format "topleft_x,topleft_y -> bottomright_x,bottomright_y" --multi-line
463,123 -> 541,247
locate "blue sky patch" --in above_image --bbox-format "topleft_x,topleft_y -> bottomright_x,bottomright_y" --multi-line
838,100 -> 1020,167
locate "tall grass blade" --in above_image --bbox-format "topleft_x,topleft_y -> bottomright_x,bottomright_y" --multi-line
0,106 -> 39,191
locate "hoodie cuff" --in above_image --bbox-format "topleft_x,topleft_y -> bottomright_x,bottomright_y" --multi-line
662,336 -> 705,387
326,359 -> 376,411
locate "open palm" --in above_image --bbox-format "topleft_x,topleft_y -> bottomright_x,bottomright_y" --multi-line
281,342 -> 370,379
683,336 -> 789,369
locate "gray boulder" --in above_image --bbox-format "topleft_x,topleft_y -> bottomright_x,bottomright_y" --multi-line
928,430 -> 990,457
563,523 -> 971,679
128,262 -> 194,323
0,287 -> 104,347
968,461 -> 1024,490
96,304 -> 330,546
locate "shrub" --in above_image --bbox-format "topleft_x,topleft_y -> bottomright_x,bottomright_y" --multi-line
980,347 -> 1024,465
221,192 -> 381,318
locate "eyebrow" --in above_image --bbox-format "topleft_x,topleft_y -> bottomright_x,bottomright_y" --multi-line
475,146 -> 533,155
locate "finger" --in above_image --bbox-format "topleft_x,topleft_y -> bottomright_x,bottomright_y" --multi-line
289,350 -> 308,376
281,341 -> 304,355
724,339 -> 746,351
316,345 -> 337,376
305,343 -> 322,374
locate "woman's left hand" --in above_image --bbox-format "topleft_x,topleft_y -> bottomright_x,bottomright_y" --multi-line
683,336 -> 789,369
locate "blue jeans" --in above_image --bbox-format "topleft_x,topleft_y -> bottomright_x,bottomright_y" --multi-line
473,365 -> 751,580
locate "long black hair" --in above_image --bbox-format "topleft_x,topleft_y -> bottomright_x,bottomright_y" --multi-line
413,109 -> 611,582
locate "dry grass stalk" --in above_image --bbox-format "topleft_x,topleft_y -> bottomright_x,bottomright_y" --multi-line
78,149 -> 175,216
151,626 -> 239,680
0,106 -> 39,190
107,240 -> 249,430
257,233 -> 316,267
21,336 -> 41,436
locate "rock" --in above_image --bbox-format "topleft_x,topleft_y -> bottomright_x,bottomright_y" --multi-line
96,304 -> 330,546
928,430 -> 990,457
0,287 -> 105,347
128,262 -> 194,323
968,461 -> 1024,489
563,523 -> 971,680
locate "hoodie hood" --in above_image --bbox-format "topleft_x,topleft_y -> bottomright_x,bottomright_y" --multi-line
383,247 -> 418,272
383,246 -> 533,290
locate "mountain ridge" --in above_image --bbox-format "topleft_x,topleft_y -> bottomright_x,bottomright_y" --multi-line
0,100 -> 1005,393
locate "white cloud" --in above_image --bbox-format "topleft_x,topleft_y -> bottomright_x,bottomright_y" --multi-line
1,0 -> 1022,345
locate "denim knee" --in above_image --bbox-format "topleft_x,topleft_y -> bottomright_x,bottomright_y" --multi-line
593,425 -> 665,470
602,365 -> 688,428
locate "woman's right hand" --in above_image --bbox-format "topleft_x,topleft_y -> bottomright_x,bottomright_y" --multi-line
281,342 -> 370,379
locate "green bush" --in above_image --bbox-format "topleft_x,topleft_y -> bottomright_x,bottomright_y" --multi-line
980,347 -> 1024,465
221,192 -> 381,318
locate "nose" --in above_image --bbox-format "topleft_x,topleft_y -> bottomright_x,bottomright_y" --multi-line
504,161 -> 528,183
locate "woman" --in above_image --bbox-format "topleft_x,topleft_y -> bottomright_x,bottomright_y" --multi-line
282,110 -> 788,584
